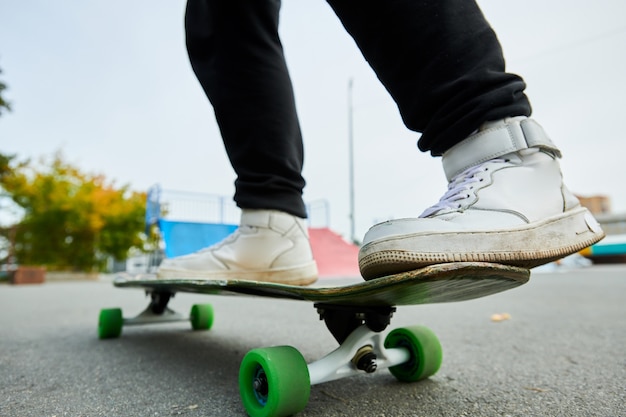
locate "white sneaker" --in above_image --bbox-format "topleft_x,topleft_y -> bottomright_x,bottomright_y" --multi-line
157,209 -> 318,285
359,117 -> 605,280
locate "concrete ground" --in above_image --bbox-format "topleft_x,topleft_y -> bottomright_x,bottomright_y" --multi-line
1,265 -> 625,417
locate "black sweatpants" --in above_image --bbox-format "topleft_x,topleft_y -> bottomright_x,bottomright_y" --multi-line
185,0 -> 531,218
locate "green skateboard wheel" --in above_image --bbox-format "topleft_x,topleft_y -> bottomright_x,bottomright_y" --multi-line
98,308 -> 123,339
239,346 -> 310,417
385,325 -> 443,382
190,304 -> 214,331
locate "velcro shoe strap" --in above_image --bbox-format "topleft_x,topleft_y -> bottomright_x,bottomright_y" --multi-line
442,117 -> 562,181
241,209 -> 298,234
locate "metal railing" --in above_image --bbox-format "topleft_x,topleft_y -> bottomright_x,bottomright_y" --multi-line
146,184 -> 331,228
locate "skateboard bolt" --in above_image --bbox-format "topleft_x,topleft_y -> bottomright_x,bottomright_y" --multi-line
253,374 -> 269,396
353,346 -> 378,373
357,353 -> 378,373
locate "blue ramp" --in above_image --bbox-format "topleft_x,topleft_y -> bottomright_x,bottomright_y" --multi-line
159,220 -> 238,258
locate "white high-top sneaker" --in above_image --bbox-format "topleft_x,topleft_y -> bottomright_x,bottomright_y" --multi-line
157,209 -> 318,285
359,116 -> 605,280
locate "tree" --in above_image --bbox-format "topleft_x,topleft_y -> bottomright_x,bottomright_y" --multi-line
0,153 -> 16,178
0,65 -> 10,116
0,152 -> 147,271
0,154 -> 19,266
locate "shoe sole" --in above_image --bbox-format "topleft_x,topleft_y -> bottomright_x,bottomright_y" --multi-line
157,262 -> 319,286
358,207 -> 605,280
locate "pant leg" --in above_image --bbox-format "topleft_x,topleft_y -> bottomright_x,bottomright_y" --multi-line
185,0 -> 307,218
326,0 -> 532,155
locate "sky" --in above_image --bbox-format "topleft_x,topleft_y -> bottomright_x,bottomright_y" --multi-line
1,0 -> 625,240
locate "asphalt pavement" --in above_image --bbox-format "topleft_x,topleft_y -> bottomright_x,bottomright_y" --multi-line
1,265 -> 625,417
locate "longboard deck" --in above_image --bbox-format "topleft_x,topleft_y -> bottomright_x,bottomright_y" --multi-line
114,262 -> 529,307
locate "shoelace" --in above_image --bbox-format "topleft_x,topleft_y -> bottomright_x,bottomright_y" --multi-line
419,158 -> 509,218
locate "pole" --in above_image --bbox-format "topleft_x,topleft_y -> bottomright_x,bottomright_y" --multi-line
348,78 -> 356,244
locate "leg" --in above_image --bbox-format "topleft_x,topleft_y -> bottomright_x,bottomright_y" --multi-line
186,0 -> 306,217
324,0 -> 604,277
326,0 -> 531,155
158,0 -> 317,284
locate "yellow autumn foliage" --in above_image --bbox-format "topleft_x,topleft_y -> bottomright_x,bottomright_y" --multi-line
1,152 -> 146,271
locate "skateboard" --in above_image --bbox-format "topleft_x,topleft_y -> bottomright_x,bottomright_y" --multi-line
98,261 -> 529,417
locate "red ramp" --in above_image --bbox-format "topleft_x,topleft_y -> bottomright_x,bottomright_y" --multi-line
309,228 -> 361,278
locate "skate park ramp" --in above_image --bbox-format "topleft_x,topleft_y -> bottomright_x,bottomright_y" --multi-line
308,227 -> 360,278
158,220 -> 238,258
